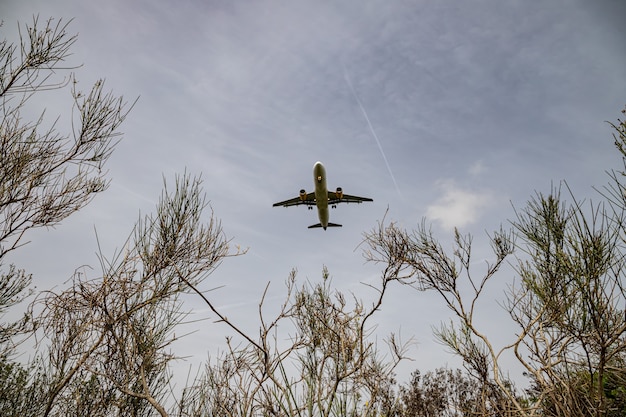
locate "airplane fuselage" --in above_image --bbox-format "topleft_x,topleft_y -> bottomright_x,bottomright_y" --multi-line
313,161 -> 330,229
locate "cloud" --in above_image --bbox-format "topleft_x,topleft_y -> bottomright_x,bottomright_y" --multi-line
468,160 -> 486,176
426,180 -> 492,231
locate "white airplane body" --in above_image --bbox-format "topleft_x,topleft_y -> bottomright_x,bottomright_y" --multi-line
273,161 -> 373,230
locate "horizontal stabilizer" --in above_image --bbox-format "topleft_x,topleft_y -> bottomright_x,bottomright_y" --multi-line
308,223 -> 343,229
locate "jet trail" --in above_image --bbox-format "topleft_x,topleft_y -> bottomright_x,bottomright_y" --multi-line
342,65 -> 402,197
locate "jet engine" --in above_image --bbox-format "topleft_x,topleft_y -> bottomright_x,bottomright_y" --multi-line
299,189 -> 307,201
336,187 -> 343,200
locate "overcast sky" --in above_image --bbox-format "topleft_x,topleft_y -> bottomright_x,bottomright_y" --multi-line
3,0 -> 626,388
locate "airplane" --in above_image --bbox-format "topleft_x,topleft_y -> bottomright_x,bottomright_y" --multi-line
273,161 -> 373,230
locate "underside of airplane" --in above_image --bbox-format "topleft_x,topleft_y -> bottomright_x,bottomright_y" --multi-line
273,161 -> 373,230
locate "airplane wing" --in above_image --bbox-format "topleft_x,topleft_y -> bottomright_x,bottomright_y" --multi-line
328,191 -> 373,205
273,192 -> 316,207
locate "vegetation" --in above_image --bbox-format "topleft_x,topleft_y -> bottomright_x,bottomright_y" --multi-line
361,107 -> 626,416
0,16 -> 131,360
1,15 -> 626,417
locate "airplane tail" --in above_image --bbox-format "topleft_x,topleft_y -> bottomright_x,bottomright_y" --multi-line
308,222 -> 342,230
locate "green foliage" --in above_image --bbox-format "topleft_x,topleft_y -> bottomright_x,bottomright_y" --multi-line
508,108 -> 626,416
0,264 -> 32,356
363,108 -> 626,416
398,368 -> 507,417
0,357 -> 46,417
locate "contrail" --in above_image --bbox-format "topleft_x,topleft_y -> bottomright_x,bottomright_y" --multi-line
342,65 -> 402,197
